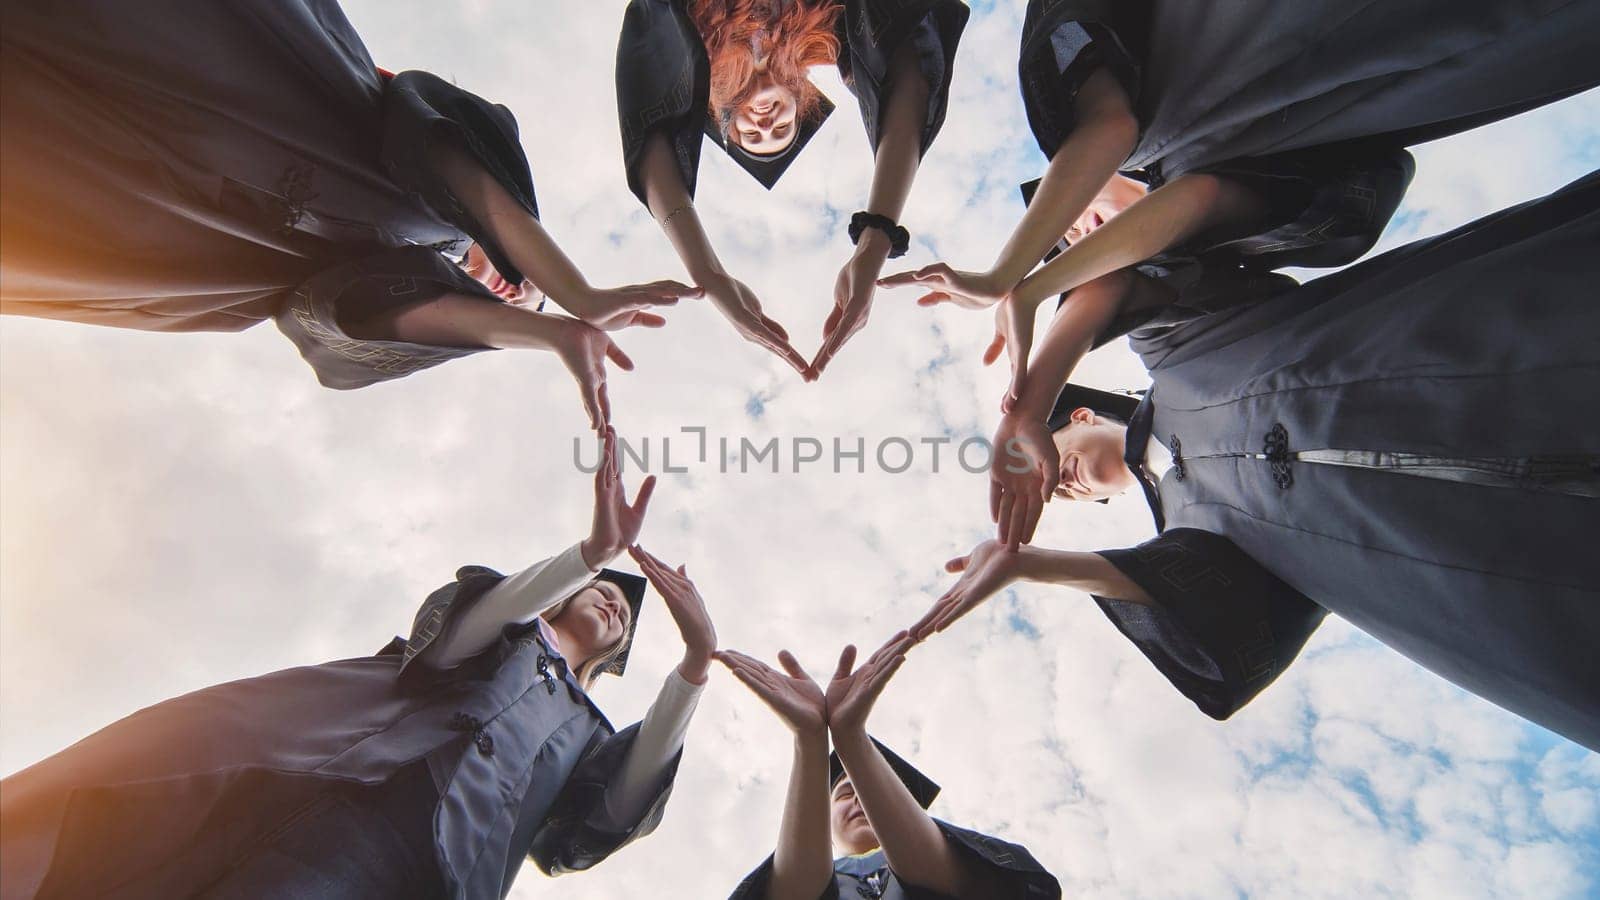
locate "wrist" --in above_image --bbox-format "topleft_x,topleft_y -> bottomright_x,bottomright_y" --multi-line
853,227 -> 893,260
794,725 -> 829,749
1011,546 -> 1050,583
676,652 -> 711,685
578,537 -> 613,571
828,722 -> 871,753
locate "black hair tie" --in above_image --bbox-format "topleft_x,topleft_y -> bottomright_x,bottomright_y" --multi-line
848,211 -> 910,259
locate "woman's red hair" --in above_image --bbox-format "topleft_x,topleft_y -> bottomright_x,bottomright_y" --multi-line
686,0 -> 842,142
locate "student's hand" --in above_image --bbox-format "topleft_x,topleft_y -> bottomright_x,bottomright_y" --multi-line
630,545 -> 717,684
990,413 -> 1059,548
580,430 -> 657,568
562,280 -> 701,331
981,291 -> 1046,412
810,237 -> 888,377
911,541 -> 1034,640
716,648 -> 828,736
825,631 -> 916,737
551,321 -> 641,431
697,271 -> 811,379
877,261 -> 1009,311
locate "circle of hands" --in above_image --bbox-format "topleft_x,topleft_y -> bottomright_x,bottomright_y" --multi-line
579,417 -> 1037,695
513,216 -> 1070,680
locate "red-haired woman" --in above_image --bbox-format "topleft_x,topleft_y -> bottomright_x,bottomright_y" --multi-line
616,0 -> 969,378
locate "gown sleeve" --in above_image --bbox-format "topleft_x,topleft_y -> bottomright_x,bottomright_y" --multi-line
1091,529 -> 1328,720
1018,0 -> 1146,159
527,720 -> 685,874
273,244 -> 501,390
378,70 -> 539,286
614,0 -> 711,206
1170,143 -> 1416,271
913,819 -> 1062,900
836,0 -> 970,156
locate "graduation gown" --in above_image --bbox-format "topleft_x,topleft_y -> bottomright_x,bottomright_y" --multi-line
0,0 -> 538,389
0,567 -> 680,900
614,0 -> 968,203
1082,172 -> 1600,750
1019,0 -> 1600,184
1016,0 -> 1599,280
729,819 -> 1060,899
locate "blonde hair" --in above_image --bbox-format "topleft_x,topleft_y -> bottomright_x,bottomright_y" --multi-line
541,580 -> 632,689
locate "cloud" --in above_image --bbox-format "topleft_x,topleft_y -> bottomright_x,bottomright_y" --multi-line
0,3 -> 1594,898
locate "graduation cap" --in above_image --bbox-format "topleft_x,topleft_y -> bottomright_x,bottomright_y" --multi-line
593,568 -> 648,677
1048,383 -> 1145,505
829,737 -> 941,810
703,92 -> 835,190
1047,382 -> 1142,432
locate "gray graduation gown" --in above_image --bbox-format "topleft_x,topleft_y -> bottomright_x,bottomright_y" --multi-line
729,819 -> 1060,899
1086,172 -> 1600,750
0,567 -> 679,900
0,0 -> 537,388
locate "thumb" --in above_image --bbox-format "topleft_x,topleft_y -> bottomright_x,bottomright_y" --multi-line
982,331 -> 1005,366
944,555 -> 970,573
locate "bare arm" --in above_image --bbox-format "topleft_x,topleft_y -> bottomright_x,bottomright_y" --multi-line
811,39 -> 934,374
830,728 -> 978,896
1008,271 -> 1134,421
716,649 -> 836,900
343,291 -> 567,349
770,732 -> 835,900
988,67 -> 1139,291
862,37 -> 933,237
1011,172 -> 1269,306
432,141 -> 596,311
640,132 -> 727,283
1019,547 -> 1152,604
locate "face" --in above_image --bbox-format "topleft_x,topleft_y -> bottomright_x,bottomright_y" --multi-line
830,777 -> 880,855
730,74 -> 799,155
1051,408 -> 1136,502
1065,174 -> 1148,244
551,580 -> 631,666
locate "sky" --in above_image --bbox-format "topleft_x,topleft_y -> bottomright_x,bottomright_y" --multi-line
2,2 -> 1597,898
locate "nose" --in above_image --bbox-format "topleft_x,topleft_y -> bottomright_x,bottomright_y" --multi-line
753,113 -> 772,129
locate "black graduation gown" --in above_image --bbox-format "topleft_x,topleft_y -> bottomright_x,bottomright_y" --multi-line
0,0 -> 538,389
1082,172 -> 1600,751
729,819 -> 1061,899
1016,0 -> 1600,279
0,567 -> 680,900
1019,0 -> 1600,183
614,0 -> 968,204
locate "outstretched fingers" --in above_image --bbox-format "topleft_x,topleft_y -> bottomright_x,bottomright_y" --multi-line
832,644 -> 858,681
777,650 -> 809,681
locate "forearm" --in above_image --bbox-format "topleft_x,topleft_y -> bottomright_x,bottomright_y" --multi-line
1020,548 -> 1153,604
641,133 -> 726,281
990,68 -> 1137,289
1010,273 -> 1130,420
431,140 -> 592,308
1012,173 -> 1265,302
831,728 -> 975,896
768,731 -> 835,900
419,542 -> 597,668
863,41 -> 932,225
344,292 -> 567,351
602,668 -> 705,827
